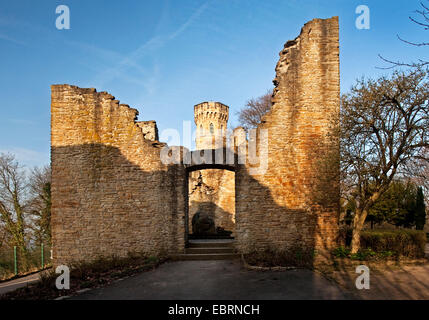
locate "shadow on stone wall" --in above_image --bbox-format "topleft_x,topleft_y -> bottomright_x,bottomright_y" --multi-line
51,143 -> 186,266
188,201 -> 235,237
237,175 -> 338,262
187,169 -> 236,236
52,142 -> 338,268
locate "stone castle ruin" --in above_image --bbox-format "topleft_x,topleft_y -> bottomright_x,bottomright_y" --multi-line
189,101 -> 236,238
51,17 -> 340,265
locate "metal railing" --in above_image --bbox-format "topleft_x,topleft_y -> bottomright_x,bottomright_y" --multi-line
0,244 -> 52,280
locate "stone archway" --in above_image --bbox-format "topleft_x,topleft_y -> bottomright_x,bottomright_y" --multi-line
185,164 -> 236,245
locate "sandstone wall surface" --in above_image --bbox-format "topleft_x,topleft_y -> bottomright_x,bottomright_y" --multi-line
235,17 -> 340,256
188,169 -> 235,234
51,85 -> 185,265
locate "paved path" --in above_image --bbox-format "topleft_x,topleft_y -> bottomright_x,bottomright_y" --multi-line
0,272 -> 41,295
72,260 -> 352,300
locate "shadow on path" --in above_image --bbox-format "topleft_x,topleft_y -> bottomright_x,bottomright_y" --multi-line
71,260 -> 352,300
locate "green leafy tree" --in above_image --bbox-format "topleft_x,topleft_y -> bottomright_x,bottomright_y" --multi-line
346,180 -> 419,228
415,186 -> 426,230
387,181 -> 417,228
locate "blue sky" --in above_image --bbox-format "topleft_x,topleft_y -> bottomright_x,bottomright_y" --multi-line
0,0 -> 427,167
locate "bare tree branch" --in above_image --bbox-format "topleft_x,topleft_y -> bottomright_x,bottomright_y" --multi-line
339,68 -> 429,252
378,1 -> 429,68
236,90 -> 273,130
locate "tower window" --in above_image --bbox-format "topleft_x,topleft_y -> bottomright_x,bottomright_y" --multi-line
210,123 -> 214,134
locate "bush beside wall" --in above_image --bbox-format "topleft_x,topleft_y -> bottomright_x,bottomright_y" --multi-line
339,227 -> 427,258
360,229 -> 426,258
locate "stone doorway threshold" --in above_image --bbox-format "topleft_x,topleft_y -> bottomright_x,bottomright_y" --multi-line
172,239 -> 238,261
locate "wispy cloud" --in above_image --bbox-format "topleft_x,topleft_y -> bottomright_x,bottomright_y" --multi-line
169,1 -> 210,40
65,40 -> 148,75
0,33 -> 26,46
88,1 -> 210,89
7,118 -> 37,126
0,2 -> 210,93
90,36 -> 164,89
0,148 -> 49,168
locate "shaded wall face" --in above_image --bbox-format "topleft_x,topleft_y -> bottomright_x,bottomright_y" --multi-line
51,85 -> 185,265
188,169 -> 235,234
235,17 -> 340,256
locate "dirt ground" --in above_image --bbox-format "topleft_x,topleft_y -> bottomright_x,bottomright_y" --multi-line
320,244 -> 429,299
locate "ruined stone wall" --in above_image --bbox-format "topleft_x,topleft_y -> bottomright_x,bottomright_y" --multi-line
235,17 -> 340,257
51,17 -> 341,265
188,169 -> 235,234
136,120 -> 158,141
51,85 -> 186,265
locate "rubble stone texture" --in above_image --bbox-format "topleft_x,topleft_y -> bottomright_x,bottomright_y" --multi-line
51,87 -> 186,265
51,16 -> 340,265
235,17 -> 340,257
188,169 -> 235,234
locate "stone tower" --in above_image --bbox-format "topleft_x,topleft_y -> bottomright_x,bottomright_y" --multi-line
190,101 -> 235,237
194,101 -> 229,150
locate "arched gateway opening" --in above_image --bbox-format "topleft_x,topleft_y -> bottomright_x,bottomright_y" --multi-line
185,164 -> 236,244
186,101 -> 238,247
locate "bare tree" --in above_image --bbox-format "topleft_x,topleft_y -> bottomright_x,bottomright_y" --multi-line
379,1 -> 429,68
340,68 -> 429,253
0,153 -> 30,266
27,166 -> 51,246
0,225 -> 7,249
26,166 -> 51,246
236,90 -> 273,130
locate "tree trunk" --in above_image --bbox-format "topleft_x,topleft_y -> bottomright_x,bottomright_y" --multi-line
351,208 -> 368,253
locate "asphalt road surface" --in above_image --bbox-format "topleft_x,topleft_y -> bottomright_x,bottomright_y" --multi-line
72,260 -> 352,300
0,272 -> 42,295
